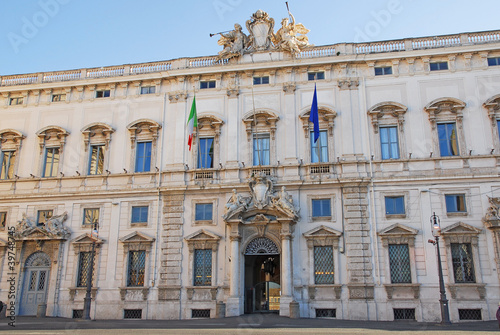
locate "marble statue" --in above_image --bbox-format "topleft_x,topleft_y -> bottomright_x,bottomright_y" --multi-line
272,186 -> 298,218
272,12 -> 310,55
223,189 -> 247,220
217,24 -> 248,60
45,211 -> 70,236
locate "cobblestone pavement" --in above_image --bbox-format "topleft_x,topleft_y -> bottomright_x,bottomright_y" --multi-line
0,314 -> 498,334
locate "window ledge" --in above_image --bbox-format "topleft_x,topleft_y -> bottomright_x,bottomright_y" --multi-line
68,287 -> 98,301
194,220 -> 214,226
446,283 -> 485,300
385,214 -> 406,219
119,287 -> 149,301
308,284 -> 342,300
384,283 -> 420,299
312,216 -> 332,222
131,222 -> 148,227
185,286 -> 219,301
446,212 -> 468,217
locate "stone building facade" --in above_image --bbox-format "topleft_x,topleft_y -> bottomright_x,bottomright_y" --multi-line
1,10 -> 500,322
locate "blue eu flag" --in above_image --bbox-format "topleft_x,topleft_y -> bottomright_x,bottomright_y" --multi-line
309,84 -> 319,143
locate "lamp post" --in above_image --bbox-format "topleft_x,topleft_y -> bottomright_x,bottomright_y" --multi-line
427,212 -> 451,324
83,222 -> 98,320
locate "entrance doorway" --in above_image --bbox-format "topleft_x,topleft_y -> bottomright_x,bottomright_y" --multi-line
244,237 -> 280,314
19,252 -> 51,316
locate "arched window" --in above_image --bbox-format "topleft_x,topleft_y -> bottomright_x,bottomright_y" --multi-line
192,115 -> 223,170
299,107 -> 336,165
243,110 -> 279,167
127,119 -> 161,173
368,101 -> 407,160
36,126 -> 69,178
81,123 -> 114,175
0,129 -> 25,179
483,94 -> 500,153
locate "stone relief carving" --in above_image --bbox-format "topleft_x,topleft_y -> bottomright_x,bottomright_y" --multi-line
223,189 -> 247,220
214,9 -> 311,58
15,212 -> 70,239
484,196 -> 500,223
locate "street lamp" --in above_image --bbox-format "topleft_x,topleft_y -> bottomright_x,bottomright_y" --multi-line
83,221 -> 98,320
427,212 -> 451,324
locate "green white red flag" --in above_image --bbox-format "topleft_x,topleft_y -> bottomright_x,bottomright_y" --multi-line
187,96 -> 198,151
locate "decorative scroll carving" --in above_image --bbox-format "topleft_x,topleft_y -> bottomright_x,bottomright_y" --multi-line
246,9 -> 274,52
25,251 -> 51,267
244,237 -> 279,255
14,212 -> 70,239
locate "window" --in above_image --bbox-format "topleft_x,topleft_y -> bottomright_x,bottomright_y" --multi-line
131,206 -> 148,224
0,212 -> 6,229
37,210 -> 53,226
375,66 -> 392,76
314,246 -> 334,284
43,147 -> 60,177
96,90 -> 110,98
83,208 -> 99,226
52,94 -> 66,102
1,150 -> 16,179
200,80 -> 216,89
445,194 -> 466,213
385,196 -> 405,215
127,250 -> 146,286
380,126 -> 399,159
312,199 -> 331,218
195,203 -> 213,222
253,133 -> 270,166
135,141 -> 152,172
140,86 -> 155,95
198,138 -> 214,169
88,145 -> 104,175
488,57 -> 500,66
194,249 -> 212,286
308,72 -> 325,81
253,76 -> 269,85
388,244 -> 411,283
430,62 -> 448,71
310,130 -> 328,163
9,97 -> 23,105
437,123 -> 458,156
451,243 -> 475,283
77,252 -> 93,287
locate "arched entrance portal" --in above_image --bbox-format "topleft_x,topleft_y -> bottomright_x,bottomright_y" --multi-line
19,252 -> 51,316
244,237 -> 280,313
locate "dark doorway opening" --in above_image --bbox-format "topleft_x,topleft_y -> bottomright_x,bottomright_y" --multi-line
244,254 -> 280,313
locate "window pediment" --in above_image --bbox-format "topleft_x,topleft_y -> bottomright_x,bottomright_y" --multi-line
424,97 -> 465,126
378,223 -> 418,246
303,225 -> 342,248
119,231 -> 155,252
185,229 -> 221,251
440,222 -> 481,245
81,122 -> 114,150
368,102 -> 407,133
483,95 -> 500,125
126,119 -> 161,143
36,126 -> 69,153
71,233 -> 104,254
196,115 -> 224,137
0,129 -> 25,150
299,107 -> 336,137
243,110 -> 279,137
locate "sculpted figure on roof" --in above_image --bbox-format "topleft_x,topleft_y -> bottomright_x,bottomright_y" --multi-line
272,12 -> 311,55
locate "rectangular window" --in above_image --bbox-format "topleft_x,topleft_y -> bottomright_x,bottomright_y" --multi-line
375,66 -> 392,76
135,141 -> 152,172
380,126 -> 399,159
310,130 -> 328,163
195,203 -> 213,222
312,199 -> 331,218
37,210 -> 53,226
253,76 -> 269,85
83,208 -> 99,226
314,246 -> 334,284
194,249 -> 212,286
1,150 -> 16,179
96,90 -> 110,98
388,244 -> 411,283
385,196 -> 405,215
451,243 -> 475,283
77,252 -> 93,287
9,97 -> 23,105
131,206 -> 148,224
488,57 -> 500,66
88,145 -> 104,175
308,72 -> 325,81
430,62 -> 448,71
198,137 -> 214,169
140,86 -> 155,94
437,123 -> 458,156
52,94 -> 66,102
127,250 -> 146,286
0,212 -> 6,228
200,80 -> 216,89
43,147 -> 60,177
445,194 -> 466,213
253,133 -> 270,166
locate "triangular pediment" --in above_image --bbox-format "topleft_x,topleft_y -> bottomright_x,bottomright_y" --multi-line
184,229 -> 221,241
303,225 -> 342,238
119,231 -> 155,244
71,233 -> 104,244
441,222 -> 481,235
378,223 -> 418,237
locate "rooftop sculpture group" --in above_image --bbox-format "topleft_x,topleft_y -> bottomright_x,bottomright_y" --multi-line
215,9 -> 311,59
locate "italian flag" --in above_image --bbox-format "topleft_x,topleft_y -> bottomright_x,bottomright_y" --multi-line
187,96 -> 197,151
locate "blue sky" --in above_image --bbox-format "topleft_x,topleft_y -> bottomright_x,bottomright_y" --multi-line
1,0 -> 499,75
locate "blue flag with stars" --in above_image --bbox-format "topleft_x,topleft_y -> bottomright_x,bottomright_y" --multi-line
309,84 -> 319,143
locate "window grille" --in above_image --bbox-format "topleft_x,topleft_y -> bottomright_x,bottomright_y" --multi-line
195,171 -> 214,180
77,252 -> 94,287
310,165 -> 330,174
28,272 -> 37,291
458,309 -> 482,320
38,271 -> 46,290
72,310 -> 83,318
316,309 -> 336,318
192,309 -> 210,318
194,249 -> 212,286
314,246 -> 334,284
251,168 -> 271,176
127,250 -> 146,286
388,244 -> 411,283
451,243 -> 475,283
393,308 -> 415,320
124,309 -> 142,319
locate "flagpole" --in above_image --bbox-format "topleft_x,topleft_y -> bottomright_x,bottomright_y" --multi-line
194,86 -> 200,169
250,76 -> 261,166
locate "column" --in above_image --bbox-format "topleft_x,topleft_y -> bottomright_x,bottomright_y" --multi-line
279,221 -> 294,317
226,221 -> 241,316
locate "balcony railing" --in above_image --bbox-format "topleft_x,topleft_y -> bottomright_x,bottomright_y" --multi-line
2,30 -> 500,87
